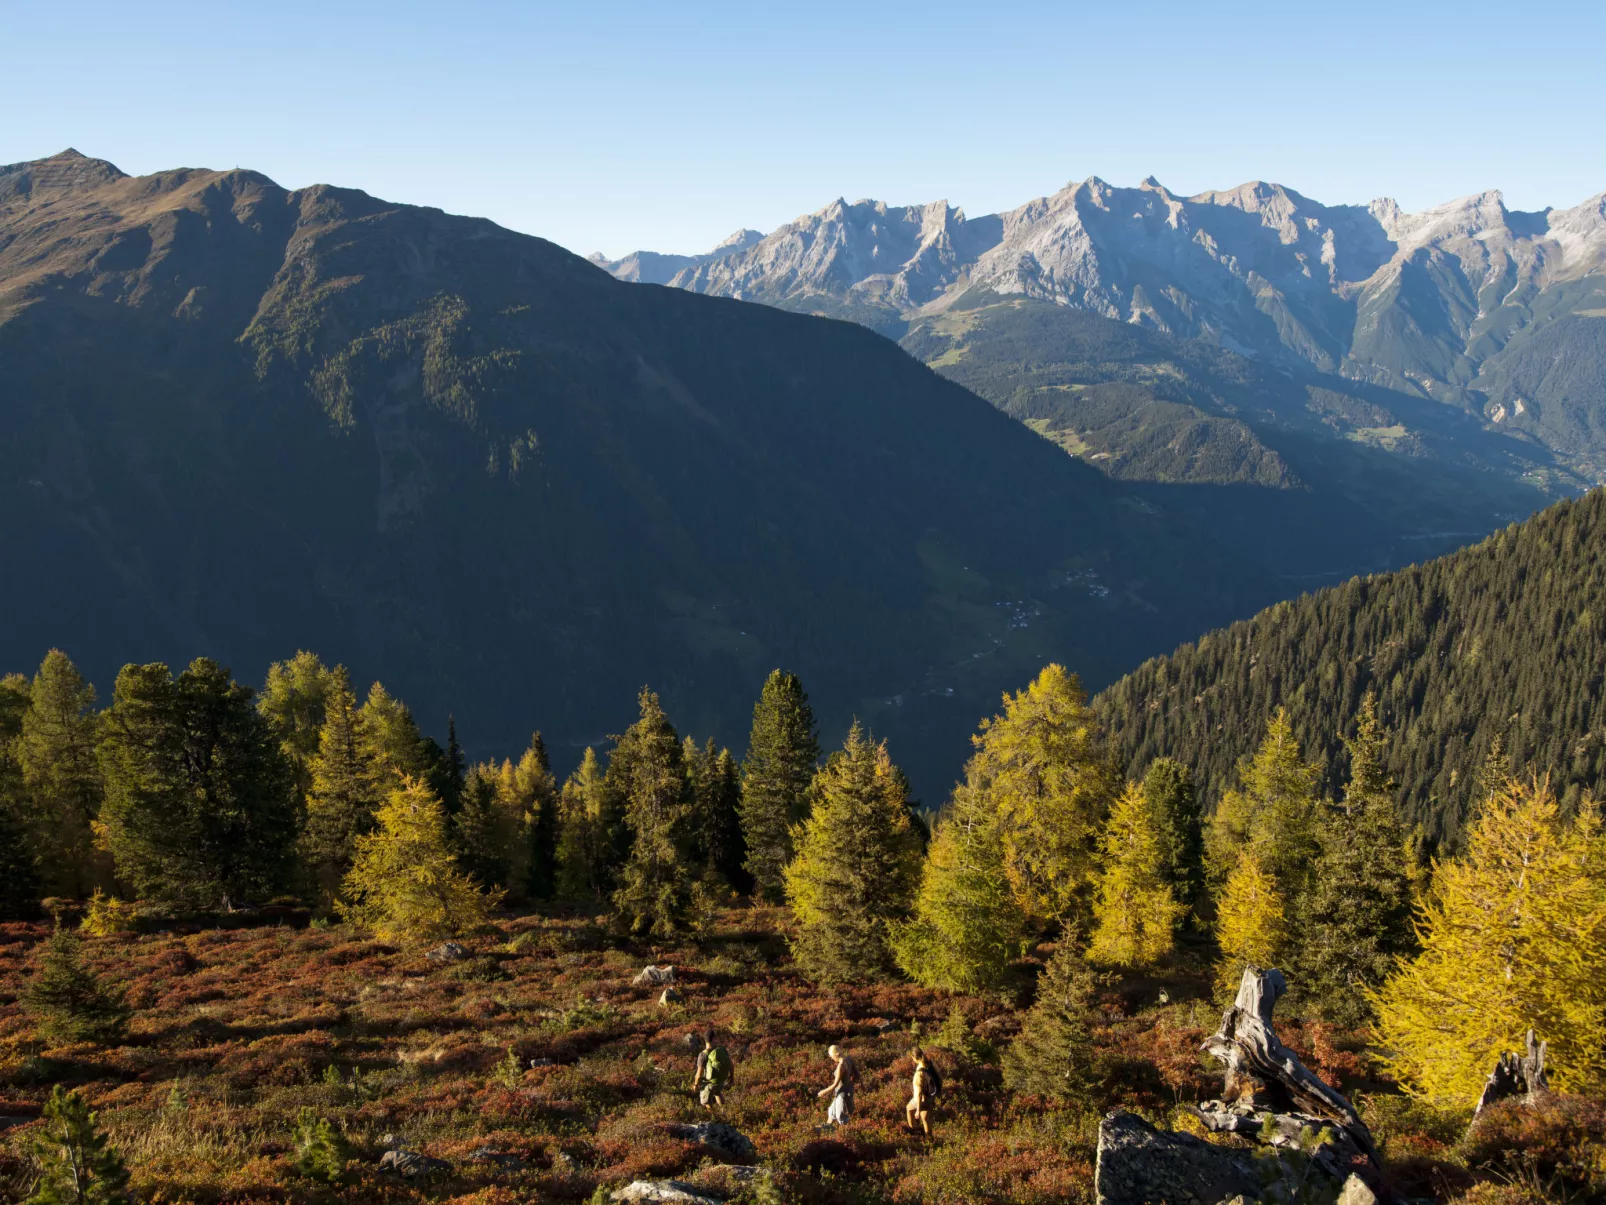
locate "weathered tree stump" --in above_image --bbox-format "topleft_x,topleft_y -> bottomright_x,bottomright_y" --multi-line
1199,966 -> 1378,1164
1473,1028 -> 1548,1118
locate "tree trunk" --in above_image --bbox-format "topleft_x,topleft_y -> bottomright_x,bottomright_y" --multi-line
1473,1028 -> 1548,1119
1200,966 -> 1377,1164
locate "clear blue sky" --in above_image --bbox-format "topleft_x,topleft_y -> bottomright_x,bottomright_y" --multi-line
5,0 -> 1603,259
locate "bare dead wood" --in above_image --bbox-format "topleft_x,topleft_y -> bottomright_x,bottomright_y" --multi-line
1200,966 -> 1377,1164
1473,1028 -> 1548,1119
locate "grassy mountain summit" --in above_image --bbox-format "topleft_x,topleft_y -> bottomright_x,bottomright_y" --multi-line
0,150 -> 1278,798
1095,487 -> 1606,844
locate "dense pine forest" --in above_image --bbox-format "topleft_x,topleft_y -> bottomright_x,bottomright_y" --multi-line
1097,487 -> 1606,846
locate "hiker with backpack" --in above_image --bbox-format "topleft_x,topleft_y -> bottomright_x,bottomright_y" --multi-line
692,1030 -> 734,1108
817,1044 -> 858,1125
905,1047 -> 941,1134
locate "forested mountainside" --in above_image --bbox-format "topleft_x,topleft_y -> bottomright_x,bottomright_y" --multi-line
599,177 -> 1606,481
0,150 -> 1281,800
1095,488 -> 1606,844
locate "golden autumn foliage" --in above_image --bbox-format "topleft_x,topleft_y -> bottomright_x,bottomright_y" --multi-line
339,778 -> 501,945
1088,783 -> 1184,968
1374,777 -> 1606,1102
1214,849 -> 1287,1000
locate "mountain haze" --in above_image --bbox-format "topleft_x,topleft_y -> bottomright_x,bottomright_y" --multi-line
0,150 -> 1282,798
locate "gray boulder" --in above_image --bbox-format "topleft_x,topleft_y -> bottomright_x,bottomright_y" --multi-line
426,942 -> 467,964
611,1181 -> 722,1204
1095,1111 -> 1260,1205
664,1120 -> 756,1161
659,986 -> 683,1005
632,964 -> 676,987
378,1148 -> 451,1178
468,1146 -> 526,1170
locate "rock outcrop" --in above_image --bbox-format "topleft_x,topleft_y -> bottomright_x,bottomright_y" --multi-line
1094,1111 -> 1260,1205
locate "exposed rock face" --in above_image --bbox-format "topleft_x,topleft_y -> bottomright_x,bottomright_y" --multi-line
1094,1110 -> 1260,1205
589,229 -> 762,285
633,964 -> 676,987
611,1180 -> 723,1204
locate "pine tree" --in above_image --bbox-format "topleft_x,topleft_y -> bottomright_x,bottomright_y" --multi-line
1088,783 -> 1185,968
298,667 -> 381,907
98,659 -> 296,911
515,733 -> 559,899
893,781 -> 1029,992
23,930 -> 130,1046
785,723 -> 922,983
357,684 -> 433,785
555,746 -> 621,901
1299,694 -> 1415,1026
340,778 -> 502,944
740,670 -> 818,901
608,689 -> 693,937
25,1085 -> 131,1205
686,737 -> 746,890
1214,850 -> 1287,1002
258,651 -> 335,805
963,664 -> 1119,926
1001,942 -> 1099,1102
1142,758 -> 1204,920
18,651 -> 102,899
1374,777 -> 1606,1101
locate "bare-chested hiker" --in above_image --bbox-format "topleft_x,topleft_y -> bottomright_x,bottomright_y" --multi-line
905,1047 -> 942,1135
817,1044 -> 858,1125
691,1030 -> 733,1109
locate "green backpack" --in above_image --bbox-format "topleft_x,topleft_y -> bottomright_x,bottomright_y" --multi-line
705,1046 -> 732,1084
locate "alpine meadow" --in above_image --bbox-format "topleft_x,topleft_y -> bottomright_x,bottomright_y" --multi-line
5,15 -> 1606,1202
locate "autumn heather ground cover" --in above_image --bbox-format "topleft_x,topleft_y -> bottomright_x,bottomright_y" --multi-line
1,907 -> 1602,1205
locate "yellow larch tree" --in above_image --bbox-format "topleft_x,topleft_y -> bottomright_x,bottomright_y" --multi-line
1088,782 -> 1184,968
1214,849 -> 1288,1000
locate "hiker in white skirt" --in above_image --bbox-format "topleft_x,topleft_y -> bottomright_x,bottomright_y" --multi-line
817,1044 -> 858,1125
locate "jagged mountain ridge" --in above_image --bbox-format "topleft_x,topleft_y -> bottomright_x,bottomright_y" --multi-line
0,150 -> 1290,801
600,177 -> 1606,474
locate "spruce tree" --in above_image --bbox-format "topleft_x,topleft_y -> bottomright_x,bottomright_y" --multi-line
963,664 -> 1119,926
25,1085 -> 131,1205
515,733 -> 559,899
258,651 -> 335,805
686,737 -> 746,890
18,651 -> 103,899
1001,942 -> 1099,1102
1213,850 -> 1287,1002
1299,694 -> 1415,1026
437,715 -> 467,815
24,930 -> 130,1046
1142,758 -> 1203,919
893,781 -> 1028,992
0,674 -> 41,918
608,689 -> 694,937
341,778 -> 501,944
98,660 -> 296,911
785,724 -> 922,983
1374,777 -> 1606,1100
298,667 -> 381,907
555,746 -> 621,901
740,670 -> 818,901
454,761 -> 531,897
1088,783 -> 1185,969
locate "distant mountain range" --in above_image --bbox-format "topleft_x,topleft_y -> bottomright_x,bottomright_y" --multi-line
1,150 -> 1288,800
594,177 -> 1606,479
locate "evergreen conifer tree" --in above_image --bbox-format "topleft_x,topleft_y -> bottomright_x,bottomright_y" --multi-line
258,651 -> 335,806
963,664 -> 1119,926
893,781 -> 1028,992
1214,850 -> 1287,1002
515,732 -> 559,899
340,778 -> 501,944
0,674 -> 41,918
25,1085 -> 131,1205
454,761 -> 531,897
740,670 -> 818,901
98,660 -> 296,911
784,723 -> 922,983
298,667 -> 381,907
438,715 -> 467,815
608,689 -> 694,937
1299,694 -> 1415,1026
1374,777 -> 1606,1100
555,746 -> 620,901
1141,758 -> 1204,920
686,737 -> 746,890
1204,709 -> 1322,897
18,651 -> 102,899
1088,783 -> 1185,968
23,930 -> 130,1046
1001,942 -> 1099,1102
